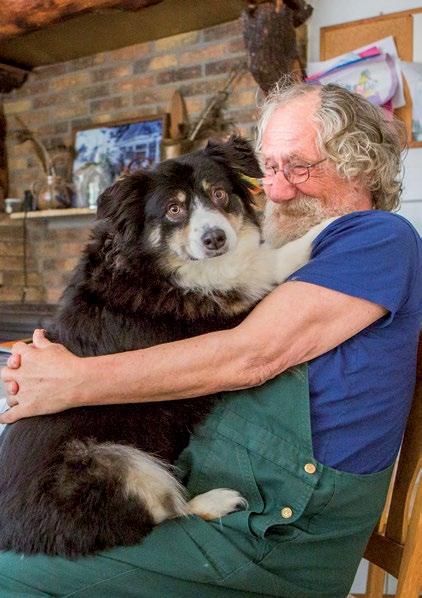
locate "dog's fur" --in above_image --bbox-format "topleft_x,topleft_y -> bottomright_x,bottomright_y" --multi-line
0,137 -> 330,557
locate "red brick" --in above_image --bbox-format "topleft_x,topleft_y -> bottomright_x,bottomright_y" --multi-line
32,93 -> 63,109
179,79 -> 223,97
203,20 -> 242,42
179,44 -> 227,65
226,108 -> 259,123
92,65 -> 133,83
111,74 -> 155,95
75,84 -> 110,101
157,65 -> 202,85
34,63 -> 68,79
90,96 -> 131,113
50,72 -> 91,91
228,37 -> 246,53
21,78 -> 50,96
133,58 -> 151,75
153,31 -> 199,52
46,287 -> 64,304
149,54 -> 178,70
133,87 -> 174,106
38,121 -> 70,135
42,257 -> 79,272
108,42 -> 151,62
205,57 -> 247,76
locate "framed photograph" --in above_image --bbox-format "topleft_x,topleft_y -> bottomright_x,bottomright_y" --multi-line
72,114 -> 167,208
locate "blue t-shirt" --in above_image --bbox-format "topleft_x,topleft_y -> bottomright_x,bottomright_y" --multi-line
288,210 -> 422,474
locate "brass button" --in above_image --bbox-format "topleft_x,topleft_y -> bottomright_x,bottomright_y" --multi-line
280,507 -> 293,519
304,463 -> 316,474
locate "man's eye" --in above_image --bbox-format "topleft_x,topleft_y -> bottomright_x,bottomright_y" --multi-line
212,188 -> 228,206
263,164 -> 277,176
291,165 -> 308,174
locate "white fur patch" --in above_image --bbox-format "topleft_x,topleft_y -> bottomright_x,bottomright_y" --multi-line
175,217 -> 337,302
271,217 -> 337,283
187,200 -> 237,260
93,443 -> 188,523
187,488 -> 248,520
148,225 -> 162,248
176,224 -> 275,301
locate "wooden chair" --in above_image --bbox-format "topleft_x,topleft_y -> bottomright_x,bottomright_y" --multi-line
363,334 -> 422,597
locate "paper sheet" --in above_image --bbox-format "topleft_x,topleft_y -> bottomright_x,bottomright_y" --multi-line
308,36 -> 405,108
401,61 -> 422,141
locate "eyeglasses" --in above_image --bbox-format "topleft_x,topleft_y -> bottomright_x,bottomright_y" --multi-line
262,158 -> 327,185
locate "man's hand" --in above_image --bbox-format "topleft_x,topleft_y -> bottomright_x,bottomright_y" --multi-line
0,329 -> 84,424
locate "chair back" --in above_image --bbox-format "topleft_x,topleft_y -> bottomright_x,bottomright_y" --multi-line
364,333 -> 422,597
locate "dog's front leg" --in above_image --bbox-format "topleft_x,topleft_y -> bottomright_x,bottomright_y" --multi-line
271,217 -> 337,284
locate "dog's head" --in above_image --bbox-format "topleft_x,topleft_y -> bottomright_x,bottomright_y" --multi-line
96,136 -> 263,275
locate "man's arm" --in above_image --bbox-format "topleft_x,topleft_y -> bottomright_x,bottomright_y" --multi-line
0,280 -> 387,423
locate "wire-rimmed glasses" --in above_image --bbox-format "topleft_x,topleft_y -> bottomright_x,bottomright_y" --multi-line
263,158 -> 327,185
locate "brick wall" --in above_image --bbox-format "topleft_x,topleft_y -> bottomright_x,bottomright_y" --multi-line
0,18 -> 260,304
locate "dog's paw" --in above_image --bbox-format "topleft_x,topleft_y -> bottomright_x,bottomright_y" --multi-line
187,488 -> 248,521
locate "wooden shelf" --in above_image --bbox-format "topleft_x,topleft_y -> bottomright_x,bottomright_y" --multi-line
10,208 -> 96,220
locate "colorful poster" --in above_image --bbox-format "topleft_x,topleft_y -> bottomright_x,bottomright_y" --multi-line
401,62 -> 422,141
307,54 -> 398,107
307,36 -> 405,109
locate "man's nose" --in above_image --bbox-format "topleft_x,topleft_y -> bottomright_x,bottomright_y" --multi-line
264,171 -> 297,203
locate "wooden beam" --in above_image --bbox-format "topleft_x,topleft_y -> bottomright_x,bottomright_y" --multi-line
0,62 -> 29,93
0,0 -> 163,41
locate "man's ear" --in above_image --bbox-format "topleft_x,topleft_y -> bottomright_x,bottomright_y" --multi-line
204,135 -> 263,179
96,172 -> 151,228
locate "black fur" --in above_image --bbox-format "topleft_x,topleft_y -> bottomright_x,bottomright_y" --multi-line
0,136 -> 263,556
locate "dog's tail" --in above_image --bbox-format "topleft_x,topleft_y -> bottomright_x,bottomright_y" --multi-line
0,437 -> 188,556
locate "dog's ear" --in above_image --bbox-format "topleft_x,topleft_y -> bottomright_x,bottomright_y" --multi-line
96,172 -> 151,228
204,135 -> 263,179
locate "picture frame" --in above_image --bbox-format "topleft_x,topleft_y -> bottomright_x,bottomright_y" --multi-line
71,114 -> 168,208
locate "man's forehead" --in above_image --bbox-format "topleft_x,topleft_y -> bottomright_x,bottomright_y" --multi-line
261,99 -> 320,161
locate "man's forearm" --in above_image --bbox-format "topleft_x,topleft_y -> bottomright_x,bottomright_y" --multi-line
77,326 -> 260,407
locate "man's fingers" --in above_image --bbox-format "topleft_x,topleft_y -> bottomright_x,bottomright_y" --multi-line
7,353 -> 21,368
6,381 -> 19,395
6,394 -> 18,407
0,406 -> 23,425
1,367 -> 15,383
32,328 -> 51,349
11,341 -> 28,355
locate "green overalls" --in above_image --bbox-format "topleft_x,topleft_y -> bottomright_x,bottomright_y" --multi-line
0,366 -> 392,598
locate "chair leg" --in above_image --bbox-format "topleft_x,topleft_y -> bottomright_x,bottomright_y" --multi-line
365,562 -> 385,598
396,481 -> 422,598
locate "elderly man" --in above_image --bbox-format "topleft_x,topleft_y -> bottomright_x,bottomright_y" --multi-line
0,82 -> 421,598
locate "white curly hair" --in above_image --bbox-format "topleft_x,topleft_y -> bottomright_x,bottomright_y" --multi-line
256,81 -> 406,211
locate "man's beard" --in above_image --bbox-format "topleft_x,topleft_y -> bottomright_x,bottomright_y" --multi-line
263,194 -> 348,248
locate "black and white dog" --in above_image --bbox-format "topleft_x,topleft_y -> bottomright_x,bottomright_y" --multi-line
0,137 -> 331,556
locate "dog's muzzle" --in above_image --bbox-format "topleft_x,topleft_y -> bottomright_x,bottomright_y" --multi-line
201,227 -> 228,256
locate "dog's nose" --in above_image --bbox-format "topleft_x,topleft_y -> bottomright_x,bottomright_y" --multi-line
201,228 -> 227,251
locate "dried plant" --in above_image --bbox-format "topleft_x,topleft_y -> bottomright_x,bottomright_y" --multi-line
14,116 -> 55,175
188,68 -> 245,142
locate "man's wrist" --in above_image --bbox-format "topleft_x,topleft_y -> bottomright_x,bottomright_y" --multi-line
71,355 -> 101,408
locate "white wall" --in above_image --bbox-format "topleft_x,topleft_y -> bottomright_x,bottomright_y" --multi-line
307,0 -> 422,234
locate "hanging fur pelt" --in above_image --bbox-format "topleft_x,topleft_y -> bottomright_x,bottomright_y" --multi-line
241,0 -> 313,94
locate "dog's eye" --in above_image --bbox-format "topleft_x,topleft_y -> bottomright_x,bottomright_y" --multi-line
212,188 -> 228,207
167,203 -> 183,217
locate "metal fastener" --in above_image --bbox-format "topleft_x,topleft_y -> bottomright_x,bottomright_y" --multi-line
280,506 -> 293,519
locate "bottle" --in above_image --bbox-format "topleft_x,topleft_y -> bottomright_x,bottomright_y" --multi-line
23,189 -> 35,211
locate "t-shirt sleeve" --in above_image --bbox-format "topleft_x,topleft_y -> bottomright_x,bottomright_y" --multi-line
287,212 -> 422,326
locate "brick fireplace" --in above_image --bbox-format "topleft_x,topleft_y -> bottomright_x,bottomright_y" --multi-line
0,18 -> 261,307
